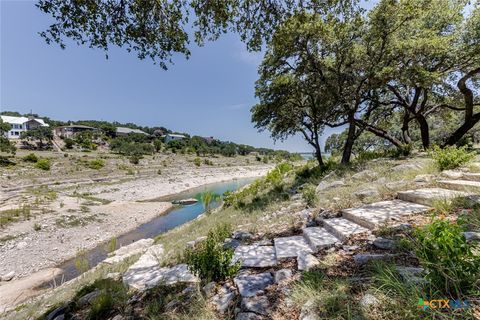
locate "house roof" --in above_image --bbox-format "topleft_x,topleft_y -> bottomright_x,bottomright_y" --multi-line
167,133 -> 186,138
1,115 -> 49,127
57,125 -> 98,130
116,127 -> 148,135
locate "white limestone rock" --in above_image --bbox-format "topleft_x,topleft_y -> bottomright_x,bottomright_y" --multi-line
297,252 -> 320,271
234,272 -> 274,298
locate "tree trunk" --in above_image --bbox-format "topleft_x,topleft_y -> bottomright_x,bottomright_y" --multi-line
314,144 -> 324,167
355,119 -> 404,148
443,68 -> 480,146
416,114 -> 430,150
313,129 -> 324,167
401,111 -> 412,145
443,115 -> 480,146
341,117 -> 356,164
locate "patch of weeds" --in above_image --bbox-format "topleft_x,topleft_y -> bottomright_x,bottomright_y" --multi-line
375,224 -> 398,238
429,145 -> 475,171
193,157 -> 201,167
292,269 -> 358,319
56,214 -> 100,228
301,184 -> 318,207
80,205 -> 91,213
369,261 -> 423,319
23,153 -> 38,163
35,158 -> 51,171
33,223 -> 42,231
413,217 -> 480,296
88,159 -> 105,170
72,278 -> 129,320
185,223 -> 240,283
0,205 -> 31,227
105,237 -> 117,253
74,249 -> 90,275
70,192 -> 112,205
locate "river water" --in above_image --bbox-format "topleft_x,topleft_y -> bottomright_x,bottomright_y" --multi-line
51,177 -> 255,283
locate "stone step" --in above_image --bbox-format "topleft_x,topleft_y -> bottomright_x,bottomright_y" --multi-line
341,200 -> 430,230
322,218 -> 370,242
438,179 -> 480,193
462,173 -> 480,182
302,227 -> 340,251
233,245 -> 277,268
274,236 -> 313,260
397,188 -> 470,206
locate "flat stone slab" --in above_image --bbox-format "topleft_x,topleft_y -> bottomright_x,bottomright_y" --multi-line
233,245 -> 277,267
462,173 -> 480,182
322,218 -> 370,241
438,179 -> 480,192
123,263 -> 198,291
274,236 -> 313,260
297,252 -> 320,271
341,200 -> 430,229
241,295 -> 271,315
234,272 -> 274,297
128,244 -> 164,270
302,227 -> 339,251
103,238 -> 154,265
397,188 -> 470,206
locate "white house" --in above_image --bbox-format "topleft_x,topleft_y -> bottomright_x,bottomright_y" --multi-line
164,133 -> 186,143
1,115 -> 49,139
115,127 -> 149,136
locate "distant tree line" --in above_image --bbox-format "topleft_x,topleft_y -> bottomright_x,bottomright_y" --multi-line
0,111 -> 297,160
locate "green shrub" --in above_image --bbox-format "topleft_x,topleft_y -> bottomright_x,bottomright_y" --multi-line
302,184 -> 318,207
88,159 -> 105,170
64,138 -> 74,149
129,155 -> 141,165
429,145 -> 475,170
35,158 -> 51,170
185,224 -> 240,283
193,157 -> 201,167
23,153 -> 38,163
413,217 -> 480,295
33,223 -> 41,231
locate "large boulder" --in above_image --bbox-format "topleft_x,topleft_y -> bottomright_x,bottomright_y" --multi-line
316,180 -> 345,193
354,188 -> 379,200
352,170 -> 378,181
103,238 -> 154,265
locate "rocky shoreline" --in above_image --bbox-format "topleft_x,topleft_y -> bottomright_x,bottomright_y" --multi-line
0,164 -> 272,312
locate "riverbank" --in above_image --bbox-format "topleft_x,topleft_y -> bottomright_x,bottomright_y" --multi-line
0,156 -> 273,311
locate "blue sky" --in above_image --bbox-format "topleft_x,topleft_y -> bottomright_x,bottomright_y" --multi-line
0,1 -> 344,152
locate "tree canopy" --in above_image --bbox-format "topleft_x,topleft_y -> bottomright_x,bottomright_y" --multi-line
36,0 -> 480,167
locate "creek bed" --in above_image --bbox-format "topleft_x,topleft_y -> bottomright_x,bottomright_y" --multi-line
49,177 -> 255,285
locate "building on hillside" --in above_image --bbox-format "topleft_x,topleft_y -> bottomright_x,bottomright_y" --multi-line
54,125 -> 100,138
1,115 -> 49,139
164,133 -> 186,143
116,127 -> 149,136
202,136 -> 215,143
